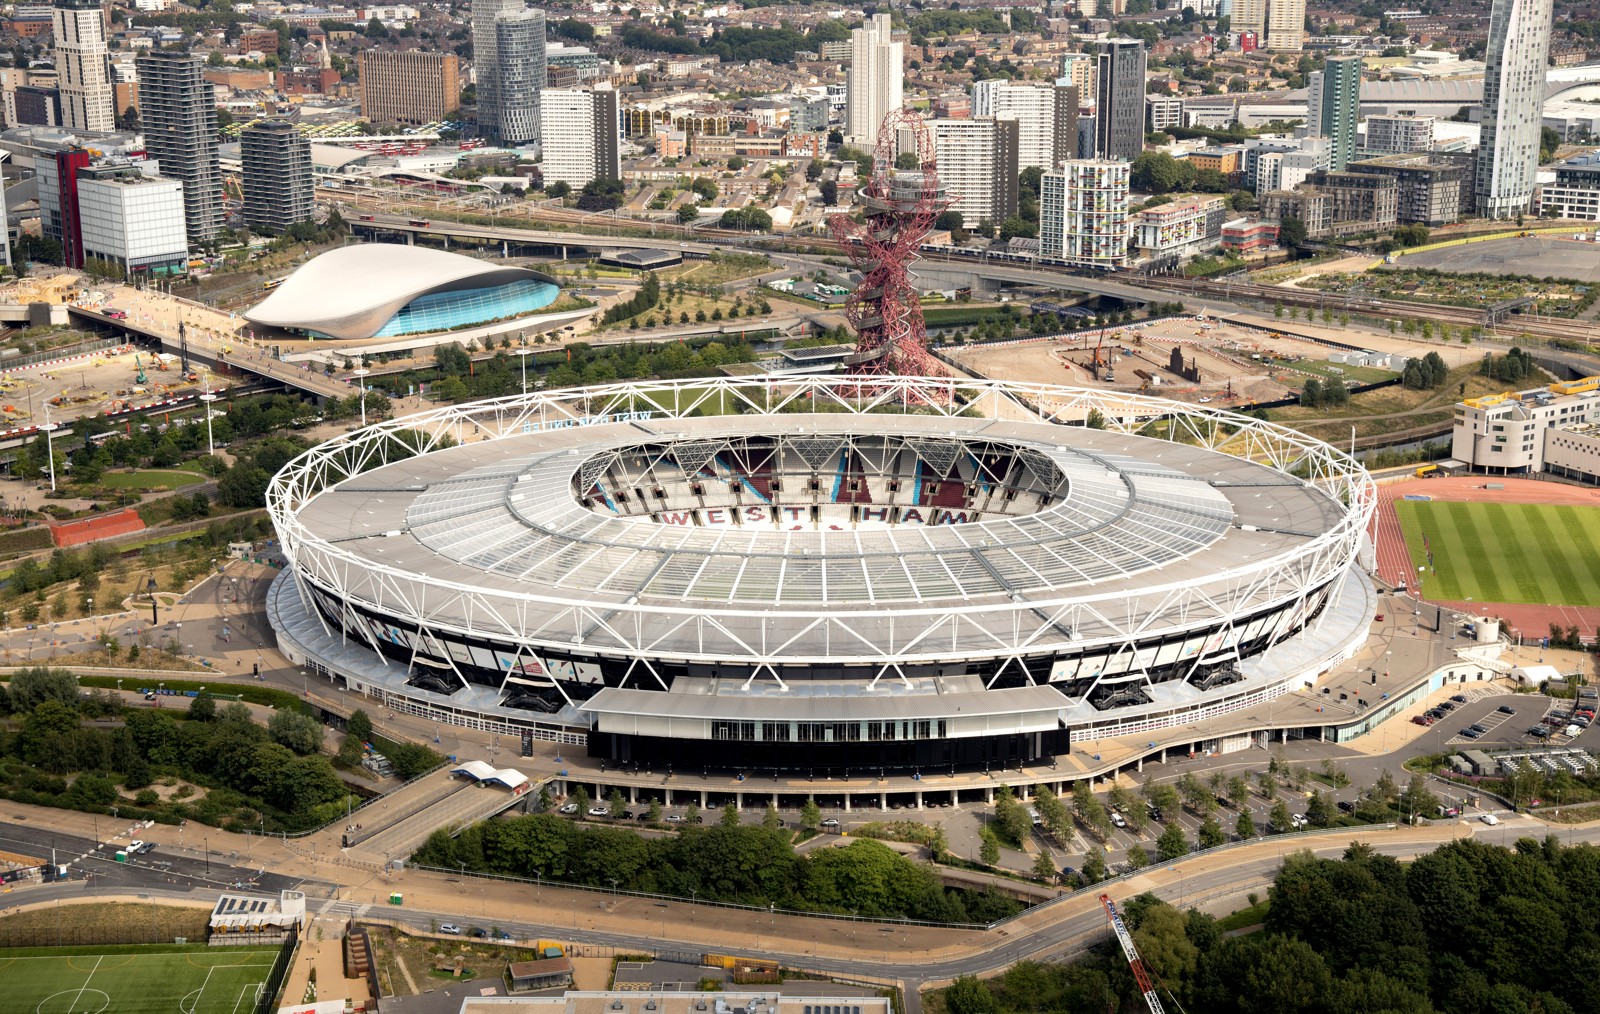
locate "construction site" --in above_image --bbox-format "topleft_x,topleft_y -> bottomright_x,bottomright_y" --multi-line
947,311 -> 1484,408
0,344 -> 219,431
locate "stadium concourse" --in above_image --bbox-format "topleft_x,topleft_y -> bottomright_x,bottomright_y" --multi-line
1375,474 -> 1600,634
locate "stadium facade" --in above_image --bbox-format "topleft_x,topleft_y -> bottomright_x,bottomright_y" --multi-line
244,245 -> 561,342
267,376 -> 1375,773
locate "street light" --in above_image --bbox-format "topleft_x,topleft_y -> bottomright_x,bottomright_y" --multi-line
200,375 -> 217,459
517,349 -> 533,395
40,408 -> 57,492
353,368 -> 370,427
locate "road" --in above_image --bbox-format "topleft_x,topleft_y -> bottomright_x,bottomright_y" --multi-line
0,820 -> 301,895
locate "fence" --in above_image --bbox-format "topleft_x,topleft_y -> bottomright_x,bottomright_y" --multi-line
254,921 -> 300,1014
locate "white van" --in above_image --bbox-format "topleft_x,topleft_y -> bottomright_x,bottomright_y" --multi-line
1480,813 -> 1499,825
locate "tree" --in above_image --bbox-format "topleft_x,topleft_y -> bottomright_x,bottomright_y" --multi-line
727,155 -> 748,171
548,181 -> 572,199
801,796 -> 821,830
1270,799 -> 1293,833
979,823 -> 1001,866
720,801 -> 740,827
188,694 -> 216,722
1073,780 -> 1111,839
1143,776 -> 1180,815
1228,775 -> 1250,810
683,800 -> 700,825
999,215 -> 1037,240
1306,790 -> 1333,827
820,179 -> 838,205
570,784 -> 589,815
1278,215 -> 1309,249
347,709 -> 373,744
763,803 -> 783,830
7,667 -> 78,711
1236,810 -> 1257,840
944,975 -> 998,1014
609,787 -> 627,816
1198,816 -> 1225,850
268,710 -> 324,754
1131,150 -> 1196,194
1157,823 -> 1190,861
1127,844 -> 1150,870
1082,850 -> 1108,883
676,204 -> 700,223
1032,848 -> 1056,881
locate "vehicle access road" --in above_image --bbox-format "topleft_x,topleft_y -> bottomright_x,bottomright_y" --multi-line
0,819 -> 301,896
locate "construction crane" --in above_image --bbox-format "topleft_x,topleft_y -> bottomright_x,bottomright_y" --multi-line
1101,894 -> 1166,1014
134,355 -> 147,385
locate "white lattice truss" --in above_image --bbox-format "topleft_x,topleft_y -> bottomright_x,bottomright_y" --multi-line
268,376 -> 1374,688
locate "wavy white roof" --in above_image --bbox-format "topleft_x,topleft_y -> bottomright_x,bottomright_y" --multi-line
244,244 -> 550,341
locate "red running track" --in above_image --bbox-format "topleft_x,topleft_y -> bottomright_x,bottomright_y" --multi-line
1373,475 -> 1600,637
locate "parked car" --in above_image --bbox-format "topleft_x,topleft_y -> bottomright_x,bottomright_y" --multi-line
1146,807 -> 1163,823
558,803 -> 579,814
467,928 -> 487,938
440,924 -> 462,935
1110,812 -> 1127,828
493,930 -> 514,940
104,308 -> 127,320
1451,694 -> 1469,703
1481,813 -> 1499,825
636,812 -> 652,822
1439,702 -> 1456,712
586,805 -> 610,817
665,814 -> 687,823
1337,800 -> 1357,813
1498,705 -> 1517,715
1468,724 -> 1488,735
1529,726 -> 1552,738
821,818 -> 841,828
619,810 -> 634,820
1460,729 -> 1481,739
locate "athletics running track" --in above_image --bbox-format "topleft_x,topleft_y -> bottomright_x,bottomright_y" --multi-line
1374,475 -> 1600,637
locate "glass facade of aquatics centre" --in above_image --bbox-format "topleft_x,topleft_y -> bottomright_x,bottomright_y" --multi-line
326,278 -> 562,339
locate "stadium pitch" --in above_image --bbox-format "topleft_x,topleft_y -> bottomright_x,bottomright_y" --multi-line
0,944 -> 279,1014
1394,500 -> 1600,606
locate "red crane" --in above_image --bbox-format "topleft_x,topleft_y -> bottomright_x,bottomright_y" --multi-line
1101,894 -> 1166,1014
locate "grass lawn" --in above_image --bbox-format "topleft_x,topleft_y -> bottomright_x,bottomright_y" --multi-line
0,944 -> 279,1014
1280,360 -> 1400,387
99,469 -> 207,490
1394,500 -> 1600,606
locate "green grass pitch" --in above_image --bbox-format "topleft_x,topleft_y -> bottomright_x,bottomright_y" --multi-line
0,944 -> 278,1014
1393,500 -> 1600,606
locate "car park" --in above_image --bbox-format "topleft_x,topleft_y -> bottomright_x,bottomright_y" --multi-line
440,924 -> 462,935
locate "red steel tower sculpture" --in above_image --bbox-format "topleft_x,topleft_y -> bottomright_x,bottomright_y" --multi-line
828,108 -> 949,378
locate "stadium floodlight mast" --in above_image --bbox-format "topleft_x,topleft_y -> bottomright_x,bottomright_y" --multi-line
517,348 -> 533,395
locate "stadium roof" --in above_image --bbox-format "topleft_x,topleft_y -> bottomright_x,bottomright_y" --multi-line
243,245 -> 556,341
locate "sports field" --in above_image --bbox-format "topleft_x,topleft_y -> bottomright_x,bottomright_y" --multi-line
1393,500 -> 1600,606
0,944 -> 279,1014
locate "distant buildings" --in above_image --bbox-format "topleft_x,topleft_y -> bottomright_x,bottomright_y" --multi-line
358,51 -> 460,127
928,117 -> 1019,230
1146,95 -> 1183,133
1234,0 -> 1306,51
1131,193 -> 1228,261
473,0 -> 542,145
540,88 -> 620,190
1535,155 -> 1600,220
1347,152 -> 1474,226
1476,0 -> 1553,218
1094,39 -> 1146,163
972,79 -> 1077,172
1364,114 -> 1434,156
39,150 -> 187,273
53,0 -> 113,132
1263,170 -> 1398,238
1308,54 -> 1360,171
136,49 -> 223,245
241,119 -> 313,235
493,9 -> 546,145
1039,159 -> 1130,269
846,13 -> 901,148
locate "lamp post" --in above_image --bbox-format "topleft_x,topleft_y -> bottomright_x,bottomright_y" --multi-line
40,408 -> 57,492
517,349 -> 532,395
200,376 -> 217,460
353,368 -> 370,427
